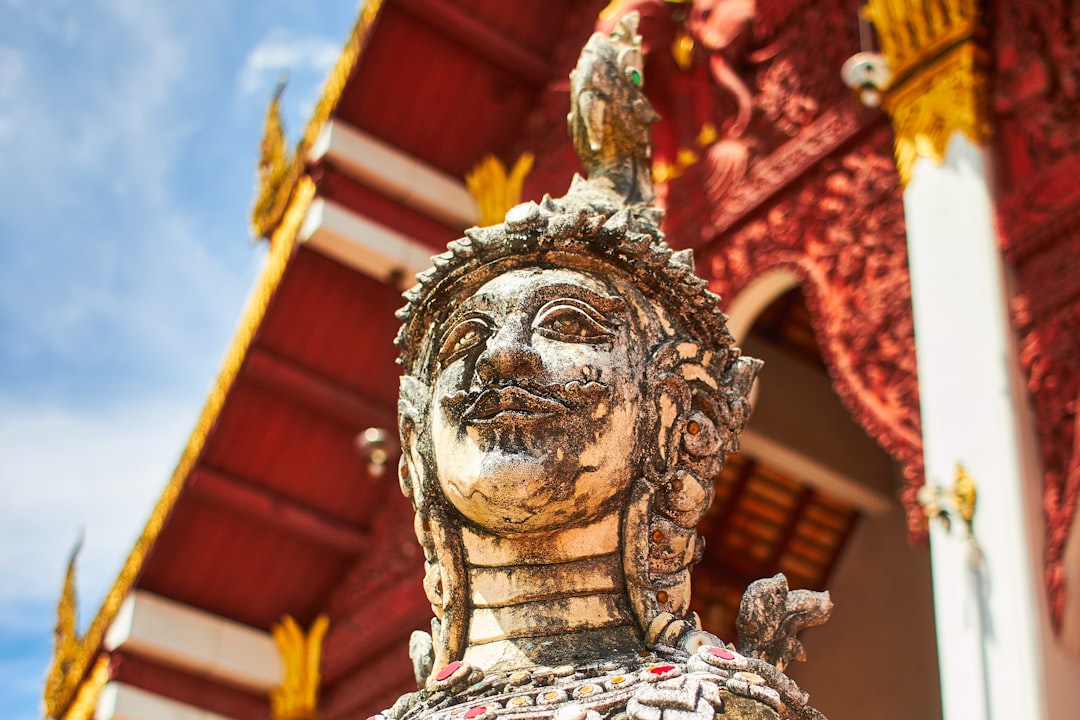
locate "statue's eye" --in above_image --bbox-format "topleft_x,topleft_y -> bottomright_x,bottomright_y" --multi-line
533,300 -> 617,343
438,317 -> 491,365
619,48 -> 644,87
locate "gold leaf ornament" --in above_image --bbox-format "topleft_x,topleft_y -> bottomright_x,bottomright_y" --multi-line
270,614 -> 331,720
465,153 -> 536,227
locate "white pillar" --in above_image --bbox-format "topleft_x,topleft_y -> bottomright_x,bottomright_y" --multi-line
904,134 -> 1046,720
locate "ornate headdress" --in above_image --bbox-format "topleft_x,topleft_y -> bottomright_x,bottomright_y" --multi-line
395,10 -> 760,684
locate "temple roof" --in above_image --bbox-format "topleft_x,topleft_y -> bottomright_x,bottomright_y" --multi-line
49,1 -> 928,717
50,2 -> 607,717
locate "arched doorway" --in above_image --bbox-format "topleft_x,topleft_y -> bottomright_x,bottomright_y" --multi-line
691,284 -> 942,720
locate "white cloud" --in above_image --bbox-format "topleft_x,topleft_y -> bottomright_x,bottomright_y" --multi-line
0,5 -> 227,629
239,32 -> 340,95
0,0 -> 260,395
0,4 -> 183,223
72,1 -> 187,205
0,397 -> 197,625
0,45 -> 23,142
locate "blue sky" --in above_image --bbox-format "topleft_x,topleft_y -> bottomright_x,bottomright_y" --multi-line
0,1 -> 358,716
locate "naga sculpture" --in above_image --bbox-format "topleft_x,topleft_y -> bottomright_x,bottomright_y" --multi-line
384,14 -> 830,720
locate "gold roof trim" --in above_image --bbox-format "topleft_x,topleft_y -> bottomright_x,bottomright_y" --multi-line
50,176 -> 317,717
58,656 -> 109,720
252,81 -> 293,239
252,0 -> 386,239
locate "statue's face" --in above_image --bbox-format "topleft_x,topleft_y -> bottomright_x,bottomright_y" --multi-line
431,267 -> 647,534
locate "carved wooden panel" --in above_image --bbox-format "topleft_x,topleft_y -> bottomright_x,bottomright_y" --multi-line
992,0 -> 1080,630
699,129 -> 926,542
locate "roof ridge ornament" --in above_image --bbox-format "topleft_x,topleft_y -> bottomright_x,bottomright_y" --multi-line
44,533 -> 84,720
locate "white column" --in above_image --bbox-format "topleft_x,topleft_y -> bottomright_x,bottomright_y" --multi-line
904,134 -> 1046,720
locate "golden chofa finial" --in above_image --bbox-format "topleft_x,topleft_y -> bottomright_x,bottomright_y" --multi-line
44,534 -> 85,719
252,78 -> 295,239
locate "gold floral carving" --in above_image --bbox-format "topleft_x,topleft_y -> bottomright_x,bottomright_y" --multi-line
864,0 -> 992,185
44,539 -> 83,719
270,614 -> 331,720
47,176 -> 317,718
918,462 -> 978,542
250,0 -> 386,239
954,463 -> 977,530
671,29 -> 694,71
881,42 -> 991,185
465,153 -> 535,227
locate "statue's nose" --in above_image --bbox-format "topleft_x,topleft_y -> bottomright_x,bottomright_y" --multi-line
475,322 -> 541,383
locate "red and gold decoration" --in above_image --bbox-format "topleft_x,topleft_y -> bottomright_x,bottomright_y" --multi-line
863,0 -> 991,185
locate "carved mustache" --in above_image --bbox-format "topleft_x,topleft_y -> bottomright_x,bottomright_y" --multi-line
441,379 -> 609,422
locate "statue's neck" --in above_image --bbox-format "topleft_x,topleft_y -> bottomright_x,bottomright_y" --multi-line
458,514 -> 642,670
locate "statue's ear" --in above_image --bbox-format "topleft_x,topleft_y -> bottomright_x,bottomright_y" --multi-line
726,354 -> 762,404
647,341 -> 764,482
398,422 -> 420,504
399,375 -> 429,421
717,354 -> 762,451
398,375 -> 431,504
652,371 -> 691,473
648,340 -> 717,474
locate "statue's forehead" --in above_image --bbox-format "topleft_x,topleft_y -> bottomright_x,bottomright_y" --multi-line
461,266 -> 618,304
441,265 -> 673,343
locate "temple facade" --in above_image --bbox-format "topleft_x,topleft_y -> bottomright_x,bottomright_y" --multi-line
44,2 -> 1080,720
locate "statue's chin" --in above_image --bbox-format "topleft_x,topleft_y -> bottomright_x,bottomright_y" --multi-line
439,449 -> 603,534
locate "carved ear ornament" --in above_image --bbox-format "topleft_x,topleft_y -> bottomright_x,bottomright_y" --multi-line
621,340 -> 761,648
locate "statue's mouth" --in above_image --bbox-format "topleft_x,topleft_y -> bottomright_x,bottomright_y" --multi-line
442,379 -> 609,428
463,386 -> 567,423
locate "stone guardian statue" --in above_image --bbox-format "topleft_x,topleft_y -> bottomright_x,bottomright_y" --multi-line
388,14 -> 830,720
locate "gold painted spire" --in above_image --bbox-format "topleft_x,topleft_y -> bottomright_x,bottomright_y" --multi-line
863,0 -> 991,185
270,614 -> 331,720
44,536 -> 84,719
465,153 -> 535,227
252,79 -> 294,239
